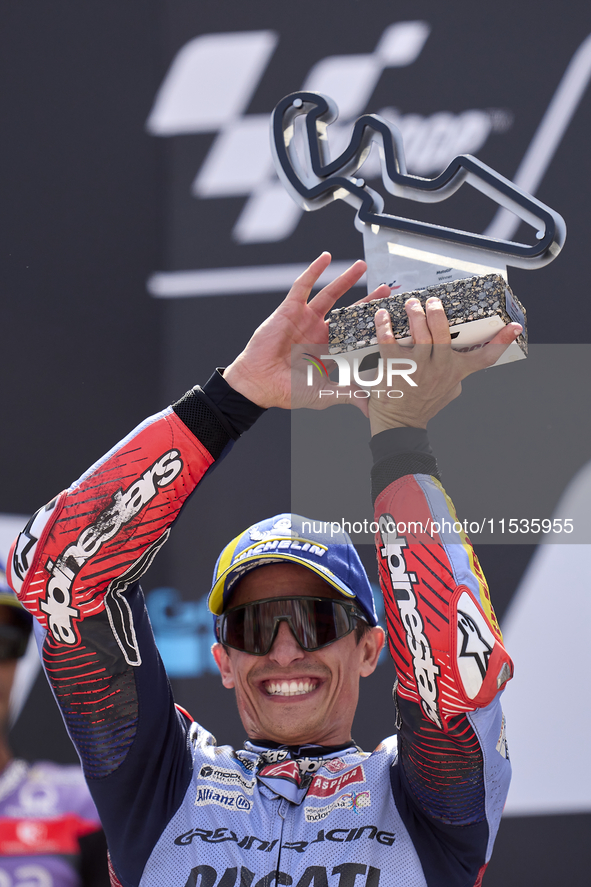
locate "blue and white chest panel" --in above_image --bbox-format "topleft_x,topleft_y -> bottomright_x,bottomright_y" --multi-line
142,729 -> 427,887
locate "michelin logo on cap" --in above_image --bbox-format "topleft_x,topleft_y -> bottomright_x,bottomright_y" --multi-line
209,513 -> 378,625
249,517 -> 293,541
234,537 -> 327,565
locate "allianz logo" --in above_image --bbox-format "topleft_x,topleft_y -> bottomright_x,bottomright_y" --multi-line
146,22 -> 510,245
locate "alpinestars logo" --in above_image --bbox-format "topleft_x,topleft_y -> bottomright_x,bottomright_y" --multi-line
379,514 -> 441,728
40,451 -> 183,645
10,498 -> 58,593
457,610 -> 493,680
258,754 -> 328,789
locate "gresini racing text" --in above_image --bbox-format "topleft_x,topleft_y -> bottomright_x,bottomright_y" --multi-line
175,825 -> 395,851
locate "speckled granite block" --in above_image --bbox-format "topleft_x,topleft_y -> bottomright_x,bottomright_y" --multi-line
328,274 -> 527,357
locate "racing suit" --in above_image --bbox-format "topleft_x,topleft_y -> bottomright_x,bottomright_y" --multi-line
0,758 -> 104,887
6,371 -> 513,887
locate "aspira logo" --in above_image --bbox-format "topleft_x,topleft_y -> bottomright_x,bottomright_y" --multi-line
40,451 -> 183,645
304,353 -> 417,400
147,22 -> 506,245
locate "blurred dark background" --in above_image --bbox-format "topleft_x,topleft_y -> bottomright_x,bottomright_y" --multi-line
1,2 -> 590,884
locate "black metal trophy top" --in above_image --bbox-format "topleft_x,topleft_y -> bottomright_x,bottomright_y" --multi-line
271,91 -> 566,272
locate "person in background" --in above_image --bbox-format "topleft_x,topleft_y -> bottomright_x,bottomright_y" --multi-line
0,560 -> 109,887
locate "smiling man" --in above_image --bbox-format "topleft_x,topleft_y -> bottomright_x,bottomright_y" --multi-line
212,549 -> 384,748
7,254 -> 519,887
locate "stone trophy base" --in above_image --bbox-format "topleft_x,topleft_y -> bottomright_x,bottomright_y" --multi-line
328,274 -> 527,368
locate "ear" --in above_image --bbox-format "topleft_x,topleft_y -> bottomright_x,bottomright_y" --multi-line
359,626 -> 386,678
212,643 -> 236,689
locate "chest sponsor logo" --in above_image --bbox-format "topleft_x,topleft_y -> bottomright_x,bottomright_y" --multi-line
305,790 -> 371,823
258,755 -> 326,788
259,760 -> 300,782
294,757 -> 326,775
40,450 -> 183,645
0,815 -> 87,855
176,828 -> 278,852
308,765 -> 365,798
379,514 -> 441,728
179,864 -> 384,887
199,764 -> 256,794
194,787 -> 252,812
233,752 -> 257,774
175,824 -> 394,852
323,758 -> 348,774
259,748 -> 289,764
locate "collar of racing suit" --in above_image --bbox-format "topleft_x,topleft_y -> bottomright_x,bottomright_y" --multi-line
242,740 -> 363,805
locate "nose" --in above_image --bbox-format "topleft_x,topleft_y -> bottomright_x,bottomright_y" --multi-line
268,619 -> 305,666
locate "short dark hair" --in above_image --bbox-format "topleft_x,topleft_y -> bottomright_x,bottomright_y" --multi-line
354,618 -> 372,644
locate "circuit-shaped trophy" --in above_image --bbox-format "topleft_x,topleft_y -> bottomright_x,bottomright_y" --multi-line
271,92 -> 566,366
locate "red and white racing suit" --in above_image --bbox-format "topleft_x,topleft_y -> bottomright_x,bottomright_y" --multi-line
0,758 -> 105,887
7,371 -> 512,887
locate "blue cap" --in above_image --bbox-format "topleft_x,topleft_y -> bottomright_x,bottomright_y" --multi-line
208,513 -> 377,626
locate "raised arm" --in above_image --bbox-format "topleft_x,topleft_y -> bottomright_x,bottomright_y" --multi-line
5,255 -> 375,886
370,298 -> 520,886
223,252 -> 388,410
7,374 -> 266,885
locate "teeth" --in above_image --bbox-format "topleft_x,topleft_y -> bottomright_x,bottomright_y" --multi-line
266,680 -> 317,697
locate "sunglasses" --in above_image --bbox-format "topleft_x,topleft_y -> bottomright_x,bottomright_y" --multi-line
0,624 -> 29,662
217,596 -> 367,656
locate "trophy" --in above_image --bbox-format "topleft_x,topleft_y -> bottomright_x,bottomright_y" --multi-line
271,92 -> 566,368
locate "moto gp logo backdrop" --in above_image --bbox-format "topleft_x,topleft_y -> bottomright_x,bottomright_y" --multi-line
146,20 -> 591,298
148,23 -> 462,245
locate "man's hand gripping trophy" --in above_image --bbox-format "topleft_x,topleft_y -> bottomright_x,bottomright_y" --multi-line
223,252 -> 523,421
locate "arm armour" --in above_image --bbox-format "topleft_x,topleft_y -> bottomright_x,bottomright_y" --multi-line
372,428 -> 513,887
7,376 -> 265,886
